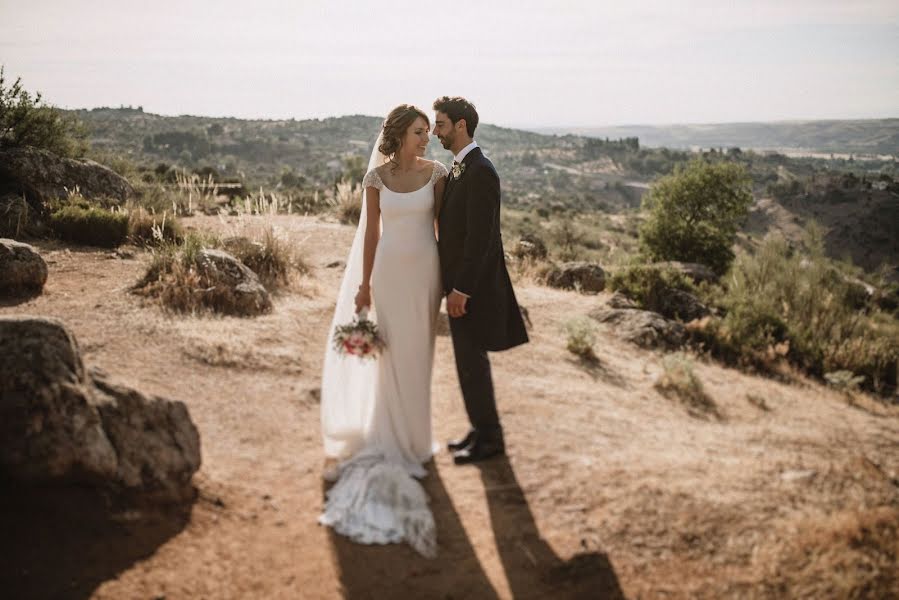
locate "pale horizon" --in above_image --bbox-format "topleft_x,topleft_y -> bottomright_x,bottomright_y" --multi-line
1,0 -> 897,129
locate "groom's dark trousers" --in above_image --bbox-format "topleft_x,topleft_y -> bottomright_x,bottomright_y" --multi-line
448,316 -> 501,437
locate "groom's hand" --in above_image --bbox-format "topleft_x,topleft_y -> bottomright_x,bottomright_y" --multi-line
446,290 -> 468,318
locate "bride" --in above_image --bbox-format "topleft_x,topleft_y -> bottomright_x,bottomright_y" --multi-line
318,104 -> 448,557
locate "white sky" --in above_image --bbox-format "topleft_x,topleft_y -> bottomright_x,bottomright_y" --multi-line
1,0 -> 897,127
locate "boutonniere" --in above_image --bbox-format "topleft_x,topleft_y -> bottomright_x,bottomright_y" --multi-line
451,162 -> 466,180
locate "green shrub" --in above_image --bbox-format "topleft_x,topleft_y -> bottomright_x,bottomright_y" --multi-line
693,232 -> 899,394
0,66 -> 88,157
609,263 -> 696,316
49,205 -> 129,247
128,209 -> 183,246
654,352 -> 718,418
639,159 -> 753,275
562,317 -> 598,361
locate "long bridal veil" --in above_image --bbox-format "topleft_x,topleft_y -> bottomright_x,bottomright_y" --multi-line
320,131 -> 388,460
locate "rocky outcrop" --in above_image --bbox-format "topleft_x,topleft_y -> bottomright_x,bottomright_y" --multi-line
607,291 -> 638,309
589,307 -> 686,350
659,288 -> 711,322
196,249 -> 273,315
0,146 -> 134,214
0,316 -> 200,503
546,261 -> 606,294
0,238 -> 48,295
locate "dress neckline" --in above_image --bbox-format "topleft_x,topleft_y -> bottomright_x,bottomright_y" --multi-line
377,162 -> 436,194
381,181 -> 431,195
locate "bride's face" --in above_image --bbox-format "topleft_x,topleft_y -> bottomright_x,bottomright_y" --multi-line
399,116 -> 430,158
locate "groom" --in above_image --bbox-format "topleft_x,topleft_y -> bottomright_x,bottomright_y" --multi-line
432,96 -> 529,465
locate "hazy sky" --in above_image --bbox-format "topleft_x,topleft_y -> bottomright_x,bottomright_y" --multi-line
1,0 -> 897,127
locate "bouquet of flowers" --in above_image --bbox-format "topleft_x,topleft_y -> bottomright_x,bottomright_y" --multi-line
332,309 -> 385,360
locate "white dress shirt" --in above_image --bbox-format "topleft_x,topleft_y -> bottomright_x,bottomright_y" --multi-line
453,140 -> 478,164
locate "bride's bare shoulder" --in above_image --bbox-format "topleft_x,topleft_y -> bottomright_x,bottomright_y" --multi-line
419,158 -> 444,173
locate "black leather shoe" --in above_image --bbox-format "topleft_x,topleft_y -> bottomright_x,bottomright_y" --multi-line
452,439 -> 505,465
447,429 -> 476,452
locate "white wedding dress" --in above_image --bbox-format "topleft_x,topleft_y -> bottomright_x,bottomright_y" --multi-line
318,155 -> 448,558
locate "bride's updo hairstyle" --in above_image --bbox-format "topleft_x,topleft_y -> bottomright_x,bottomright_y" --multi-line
378,104 -> 430,158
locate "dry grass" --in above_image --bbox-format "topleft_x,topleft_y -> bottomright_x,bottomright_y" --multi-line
221,226 -> 306,290
332,178 -> 362,225
217,215 -> 311,287
755,507 -> 899,599
127,208 -> 183,246
0,194 -> 31,239
131,212 -> 308,314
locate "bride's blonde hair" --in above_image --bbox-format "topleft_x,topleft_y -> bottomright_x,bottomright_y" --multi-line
378,104 -> 429,160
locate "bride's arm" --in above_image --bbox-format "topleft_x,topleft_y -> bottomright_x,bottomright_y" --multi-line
355,187 -> 380,311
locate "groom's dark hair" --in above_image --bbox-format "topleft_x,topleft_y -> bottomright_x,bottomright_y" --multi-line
433,96 -> 479,137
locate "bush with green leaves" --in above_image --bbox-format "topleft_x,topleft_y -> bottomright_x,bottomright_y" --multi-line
694,230 -> 899,394
655,352 -> 718,418
49,205 -> 129,247
562,317 -> 598,361
128,209 -> 183,246
639,159 -> 753,275
609,263 -> 696,316
0,66 -> 87,157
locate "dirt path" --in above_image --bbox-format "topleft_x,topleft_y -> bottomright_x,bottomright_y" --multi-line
3,214 -> 898,599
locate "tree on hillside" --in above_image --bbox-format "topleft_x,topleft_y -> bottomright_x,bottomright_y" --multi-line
639,159 -> 753,274
0,66 -> 88,157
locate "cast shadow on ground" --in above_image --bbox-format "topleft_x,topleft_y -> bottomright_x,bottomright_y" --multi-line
325,463 -> 500,599
566,355 -> 629,388
0,481 -> 193,600
477,456 -> 626,599
0,289 -> 43,307
326,456 -> 626,599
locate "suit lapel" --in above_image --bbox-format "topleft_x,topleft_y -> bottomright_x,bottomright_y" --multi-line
442,148 -> 483,208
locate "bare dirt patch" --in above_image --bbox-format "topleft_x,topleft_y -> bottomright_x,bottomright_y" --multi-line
3,214 -> 898,599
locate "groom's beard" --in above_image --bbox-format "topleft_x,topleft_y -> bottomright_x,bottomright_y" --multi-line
438,133 -> 454,150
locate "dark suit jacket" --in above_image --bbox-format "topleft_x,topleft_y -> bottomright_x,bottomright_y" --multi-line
437,147 -> 529,351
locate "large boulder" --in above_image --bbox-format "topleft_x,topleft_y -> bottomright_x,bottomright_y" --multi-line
196,249 -> 273,315
546,261 -> 606,293
658,288 -> 711,322
0,238 -> 48,296
0,316 -> 201,503
589,307 -> 686,350
91,369 -> 201,502
0,146 -> 134,214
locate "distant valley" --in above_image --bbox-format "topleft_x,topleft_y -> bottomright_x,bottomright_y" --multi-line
534,119 -> 899,157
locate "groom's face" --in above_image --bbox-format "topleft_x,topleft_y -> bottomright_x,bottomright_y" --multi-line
432,111 -> 457,151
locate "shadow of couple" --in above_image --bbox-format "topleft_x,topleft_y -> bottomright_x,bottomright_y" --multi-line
326,455 -> 625,599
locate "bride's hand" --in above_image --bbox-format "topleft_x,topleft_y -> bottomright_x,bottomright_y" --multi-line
354,284 -> 371,313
